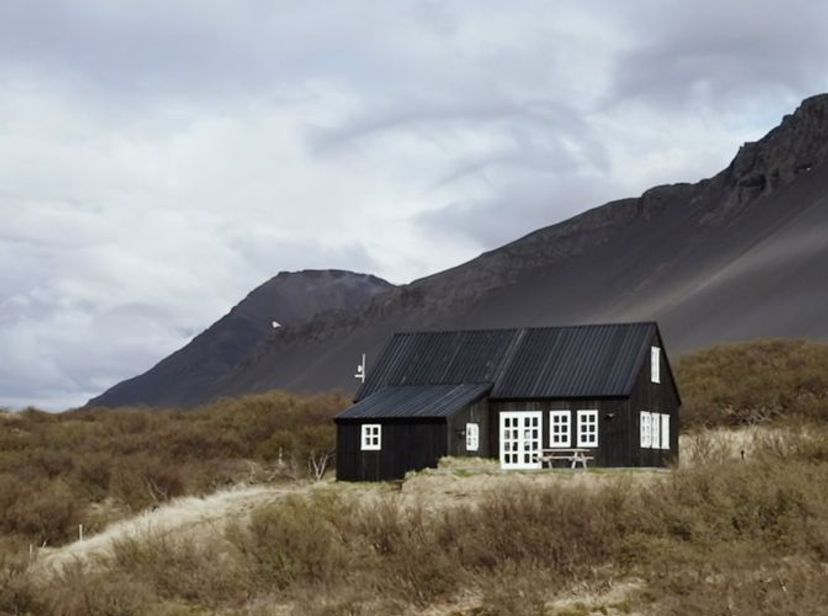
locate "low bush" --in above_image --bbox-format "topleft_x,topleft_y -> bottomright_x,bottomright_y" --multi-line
4,340 -> 828,612
227,494 -> 352,591
0,550 -> 42,616
0,390 -> 346,546
11,432 -> 828,614
677,339 -> 828,428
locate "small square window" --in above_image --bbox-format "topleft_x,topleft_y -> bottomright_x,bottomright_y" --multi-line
576,410 -> 598,448
550,410 -> 571,447
361,424 -> 381,451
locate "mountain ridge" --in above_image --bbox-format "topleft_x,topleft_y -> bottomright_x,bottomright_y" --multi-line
90,94 -> 828,408
87,269 -> 394,407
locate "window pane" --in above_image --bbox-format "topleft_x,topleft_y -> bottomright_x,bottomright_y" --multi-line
651,347 -> 661,383
640,412 -> 651,448
576,410 -> 598,447
466,423 -> 479,451
361,424 -> 381,451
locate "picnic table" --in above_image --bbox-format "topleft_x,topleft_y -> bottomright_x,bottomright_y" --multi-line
538,448 -> 594,469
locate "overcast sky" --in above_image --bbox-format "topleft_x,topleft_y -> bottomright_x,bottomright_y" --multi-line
2,1 -> 827,410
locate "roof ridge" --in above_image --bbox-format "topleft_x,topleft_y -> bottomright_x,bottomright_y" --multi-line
391,321 -> 657,336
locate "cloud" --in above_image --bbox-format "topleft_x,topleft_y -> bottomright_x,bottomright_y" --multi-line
1,1 -> 827,409
606,1 -> 828,112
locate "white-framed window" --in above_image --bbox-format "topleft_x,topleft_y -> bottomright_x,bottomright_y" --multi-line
360,424 -> 381,451
466,423 -> 479,451
651,346 -> 661,383
550,410 -> 571,447
576,410 -> 598,447
650,412 -> 661,449
640,411 -> 652,448
661,414 -> 670,450
500,412 -> 542,469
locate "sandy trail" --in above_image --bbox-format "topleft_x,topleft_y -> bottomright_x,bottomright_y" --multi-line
35,453 -> 688,575
37,483 -> 310,572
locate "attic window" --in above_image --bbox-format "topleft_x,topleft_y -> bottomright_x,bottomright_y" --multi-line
361,424 -> 381,451
651,346 -> 661,383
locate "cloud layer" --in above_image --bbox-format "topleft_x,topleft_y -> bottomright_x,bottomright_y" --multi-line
1,0 -> 827,409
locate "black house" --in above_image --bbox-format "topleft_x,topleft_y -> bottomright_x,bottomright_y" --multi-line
334,322 -> 680,481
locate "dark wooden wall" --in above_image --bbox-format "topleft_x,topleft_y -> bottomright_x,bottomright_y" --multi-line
489,398 -> 628,467
488,330 -> 680,468
335,419 -> 447,481
336,329 -> 681,480
627,328 -> 681,467
447,398 -> 490,457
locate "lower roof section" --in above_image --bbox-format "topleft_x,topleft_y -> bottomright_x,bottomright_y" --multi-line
336,383 -> 492,420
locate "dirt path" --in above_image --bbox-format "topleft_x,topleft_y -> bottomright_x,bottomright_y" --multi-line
35,460 -> 670,575
37,483 -> 314,572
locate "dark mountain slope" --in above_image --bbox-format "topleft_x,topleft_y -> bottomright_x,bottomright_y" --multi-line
202,94 -> 828,403
88,270 -> 394,407
93,94 -> 828,407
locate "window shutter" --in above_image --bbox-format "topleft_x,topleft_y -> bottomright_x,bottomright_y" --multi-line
640,412 -> 651,448
650,412 -> 661,449
661,414 -> 670,450
466,423 -> 479,451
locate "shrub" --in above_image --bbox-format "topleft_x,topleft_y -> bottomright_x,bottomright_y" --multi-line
0,550 -> 42,615
107,533 -> 245,607
46,562 -> 156,616
6,479 -> 81,544
0,390 -> 349,545
227,494 -> 350,590
677,339 -> 828,428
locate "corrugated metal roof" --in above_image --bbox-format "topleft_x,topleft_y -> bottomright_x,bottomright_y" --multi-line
357,329 -> 521,399
337,383 -> 492,419
353,322 -> 658,403
492,322 -> 655,398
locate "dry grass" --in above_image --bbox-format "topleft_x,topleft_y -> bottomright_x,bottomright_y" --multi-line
676,338 -> 828,428
0,391 -> 345,546
4,339 -> 828,614
4,423 -> 825,615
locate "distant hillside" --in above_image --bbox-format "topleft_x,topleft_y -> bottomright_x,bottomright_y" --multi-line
88,270 -> 393,407
93,94 -> 828,407
676,338 -> 828,428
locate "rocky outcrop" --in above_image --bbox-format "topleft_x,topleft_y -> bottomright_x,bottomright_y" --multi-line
717,94 -> 828,212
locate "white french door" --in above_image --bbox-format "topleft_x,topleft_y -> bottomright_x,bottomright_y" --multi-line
499,411 -> 542,469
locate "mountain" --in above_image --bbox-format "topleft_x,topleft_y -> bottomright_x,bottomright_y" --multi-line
92,94 -> 828,408
88,270 -> 394,407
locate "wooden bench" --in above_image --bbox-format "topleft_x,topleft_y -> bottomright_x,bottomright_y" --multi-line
538,448 -> 594,469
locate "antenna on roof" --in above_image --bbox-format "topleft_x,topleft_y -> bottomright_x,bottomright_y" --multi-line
354,353 -> 366,383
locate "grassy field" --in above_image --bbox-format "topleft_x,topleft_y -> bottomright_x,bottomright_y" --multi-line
2,338 -> 828,615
